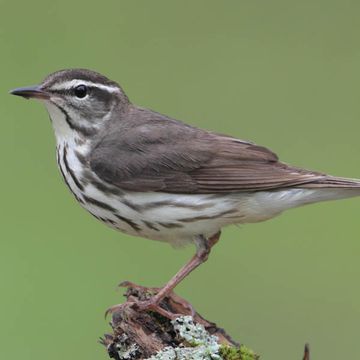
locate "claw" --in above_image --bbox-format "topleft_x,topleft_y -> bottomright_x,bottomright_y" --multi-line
105,302 -> 132,319
118,280 -> 133,288
104,306 -> 115,319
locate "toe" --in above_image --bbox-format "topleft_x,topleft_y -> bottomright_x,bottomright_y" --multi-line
105,303 -> 130,319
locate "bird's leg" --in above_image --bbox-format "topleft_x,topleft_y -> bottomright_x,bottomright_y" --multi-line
106,231 -> 221,319
134,231 -> 221,314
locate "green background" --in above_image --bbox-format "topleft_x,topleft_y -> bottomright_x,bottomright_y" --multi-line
1,1 -> 360,359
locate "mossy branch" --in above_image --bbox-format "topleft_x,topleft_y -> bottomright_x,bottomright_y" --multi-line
100,283 -> 309,360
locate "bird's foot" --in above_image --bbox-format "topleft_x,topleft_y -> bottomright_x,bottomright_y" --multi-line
133,299 -> 179,319
120,280 -> 196,317
105,298 -> 178,320
105,301 -> 135,319
105,280 -> 195,320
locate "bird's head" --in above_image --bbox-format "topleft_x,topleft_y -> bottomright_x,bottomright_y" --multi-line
10,68 -> 130,141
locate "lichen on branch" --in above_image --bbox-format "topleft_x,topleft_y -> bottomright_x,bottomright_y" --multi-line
101,283 -> 258,360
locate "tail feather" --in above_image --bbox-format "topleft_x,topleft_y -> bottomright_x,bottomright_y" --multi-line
301,175 -> 360,189
284,175 -> 360,208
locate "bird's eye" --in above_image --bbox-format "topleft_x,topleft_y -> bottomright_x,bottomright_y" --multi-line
74,85 -> 88,98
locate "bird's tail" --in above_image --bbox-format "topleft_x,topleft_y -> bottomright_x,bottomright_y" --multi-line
296,175 -> 360,204
302,175 -> 360,189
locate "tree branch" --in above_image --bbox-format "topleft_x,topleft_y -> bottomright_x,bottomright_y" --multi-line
100,283 -> 308,359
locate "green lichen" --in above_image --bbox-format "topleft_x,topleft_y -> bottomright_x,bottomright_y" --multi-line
147,316 -> 259,360
148,345 -> 221,360
173,316 -> 220,349
219,344 -> 259,360
148,316 -> 221,360
110,334 -> 140,359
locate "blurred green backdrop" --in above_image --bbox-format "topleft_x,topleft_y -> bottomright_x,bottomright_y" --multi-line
1,1 -> 360,359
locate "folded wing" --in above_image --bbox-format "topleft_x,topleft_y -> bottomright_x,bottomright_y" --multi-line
89,109 -> 331,194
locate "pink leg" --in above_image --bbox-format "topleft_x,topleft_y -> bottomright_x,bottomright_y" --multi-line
135,231 -> 221,312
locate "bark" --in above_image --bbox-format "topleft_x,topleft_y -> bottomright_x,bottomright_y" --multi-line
100,283 -> 309,360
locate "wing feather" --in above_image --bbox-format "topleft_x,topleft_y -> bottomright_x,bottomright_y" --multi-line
89,107 -> 326,193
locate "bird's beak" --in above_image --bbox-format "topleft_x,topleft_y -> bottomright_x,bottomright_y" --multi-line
9,85 -> 50,100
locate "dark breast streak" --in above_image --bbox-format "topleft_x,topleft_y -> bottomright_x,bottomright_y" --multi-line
55,143 -> 144,234
56,144 -> 84,205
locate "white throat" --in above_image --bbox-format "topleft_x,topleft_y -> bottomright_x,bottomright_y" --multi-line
45,101 -> 76,144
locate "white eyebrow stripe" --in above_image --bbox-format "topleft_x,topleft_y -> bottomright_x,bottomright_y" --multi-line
49,79 -> 120,93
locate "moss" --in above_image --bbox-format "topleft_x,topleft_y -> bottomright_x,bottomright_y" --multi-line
219,344 -> 259,360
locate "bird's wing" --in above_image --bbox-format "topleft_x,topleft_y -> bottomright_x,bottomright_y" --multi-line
89,111 -> 325,193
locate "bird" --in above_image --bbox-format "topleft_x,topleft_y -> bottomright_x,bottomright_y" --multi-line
10,68 -> 360,316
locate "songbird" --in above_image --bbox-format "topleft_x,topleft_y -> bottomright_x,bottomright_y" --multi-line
11,69 -> 360,316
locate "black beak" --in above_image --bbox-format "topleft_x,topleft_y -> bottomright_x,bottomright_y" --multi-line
10,85 -> 50,100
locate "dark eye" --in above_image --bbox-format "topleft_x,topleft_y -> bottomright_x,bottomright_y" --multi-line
74,85 -> 87,98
